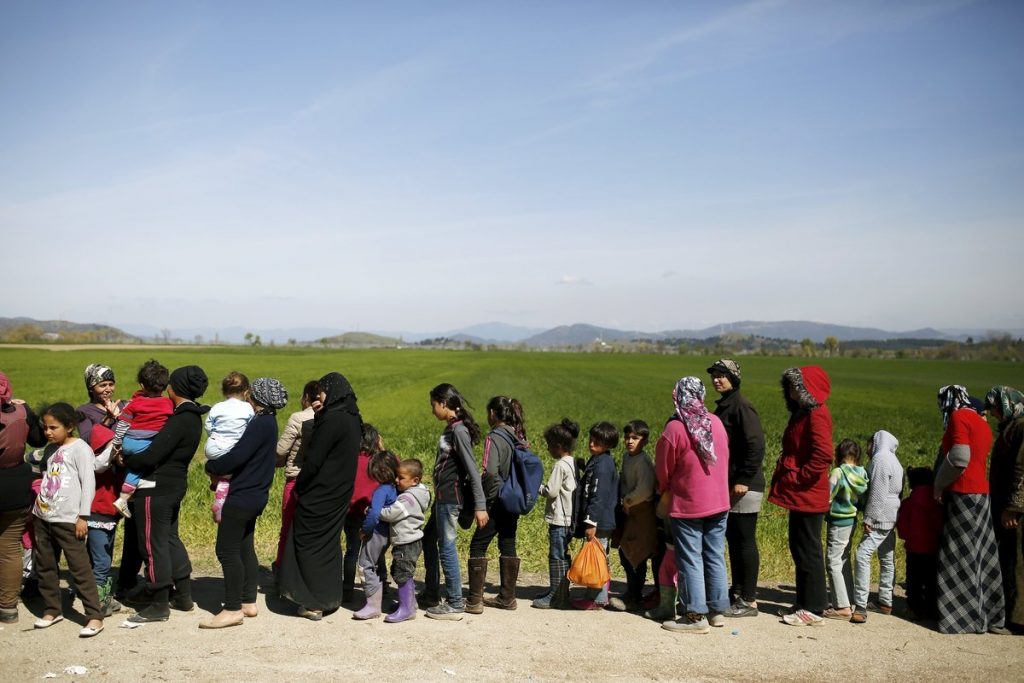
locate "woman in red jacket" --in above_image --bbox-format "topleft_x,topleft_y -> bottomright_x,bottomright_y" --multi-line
769,366 -> 833,626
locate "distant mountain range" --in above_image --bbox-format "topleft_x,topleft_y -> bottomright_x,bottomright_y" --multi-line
3,317 -> 1022,347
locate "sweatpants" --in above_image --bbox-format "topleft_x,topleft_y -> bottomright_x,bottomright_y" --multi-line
216,508 -> 259,611
135,493 -> 191,601
788,511 -> 827,614
358,531 -> 390,597
33,518 -> 103,620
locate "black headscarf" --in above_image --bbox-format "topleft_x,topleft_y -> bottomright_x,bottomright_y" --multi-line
170,365 -> 209,401
317,372 -> 360,419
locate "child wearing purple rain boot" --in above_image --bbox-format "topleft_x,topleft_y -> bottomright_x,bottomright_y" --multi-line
352,451 -> 400,620
379,459 -> 431,623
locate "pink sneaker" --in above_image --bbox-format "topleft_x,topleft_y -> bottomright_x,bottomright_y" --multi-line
572,598 -> 605,611
211,479 -> 230,523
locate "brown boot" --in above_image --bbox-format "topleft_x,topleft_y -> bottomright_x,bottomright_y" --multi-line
465,557 -> 488,615
483,556 -> 520,610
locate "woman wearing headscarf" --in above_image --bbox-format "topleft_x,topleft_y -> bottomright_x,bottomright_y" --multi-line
656,377 -> 730,634
201,378 -> 288,629
987,386 -> 1024,628
934,384 -> 1006,634
73,364 -> 134,614
278,372 -> 362,620
769,366 -> 833,627
77,364 -> 125,446
123,365 -> 210,624
0,372 -> 46,624
706,359 -> 765,618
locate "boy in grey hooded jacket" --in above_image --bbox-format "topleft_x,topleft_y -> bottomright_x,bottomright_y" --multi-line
852,430 -> 904,621
378,459 -> 431,622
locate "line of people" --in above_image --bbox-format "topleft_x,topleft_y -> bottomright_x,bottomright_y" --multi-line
0,360 -> 1021,639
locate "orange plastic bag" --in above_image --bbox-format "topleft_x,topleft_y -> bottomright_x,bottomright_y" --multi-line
567,537 -> 611,588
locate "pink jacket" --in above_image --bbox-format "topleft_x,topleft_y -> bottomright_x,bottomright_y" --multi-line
655,415 -> 730,519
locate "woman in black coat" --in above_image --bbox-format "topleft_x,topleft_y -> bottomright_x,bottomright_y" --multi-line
201,378 -> 288,629
278,372 -> 362,619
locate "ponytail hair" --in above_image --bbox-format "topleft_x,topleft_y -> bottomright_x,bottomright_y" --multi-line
543,418 -> 580,455
486,395 -> 527,442
430,383 -> 481,444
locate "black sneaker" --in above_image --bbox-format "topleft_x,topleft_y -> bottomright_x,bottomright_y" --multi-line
129,603 -> 170,623
425,600 -> 465,621
723,599 -> 758,618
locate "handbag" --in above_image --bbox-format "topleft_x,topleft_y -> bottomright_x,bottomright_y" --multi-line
566,537 -> 611,588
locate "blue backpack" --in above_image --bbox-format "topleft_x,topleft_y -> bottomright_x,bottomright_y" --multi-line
492,430 -> 545,515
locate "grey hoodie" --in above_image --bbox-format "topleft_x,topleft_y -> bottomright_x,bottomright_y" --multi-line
864,430 -> 904,531
378,483 -> 431,545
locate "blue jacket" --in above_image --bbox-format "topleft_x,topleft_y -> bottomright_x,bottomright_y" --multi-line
362,484 -> 398,536
576,450 -> 619,535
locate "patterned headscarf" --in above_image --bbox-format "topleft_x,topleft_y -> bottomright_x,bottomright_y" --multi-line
985,385 -> 1024,427
937,385 -> 971,426
250,377 -> 288,413
672,376 -> 716,466
84,364 -> 115,393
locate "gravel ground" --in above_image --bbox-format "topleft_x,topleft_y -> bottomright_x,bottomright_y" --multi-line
3,572 -> 1020,682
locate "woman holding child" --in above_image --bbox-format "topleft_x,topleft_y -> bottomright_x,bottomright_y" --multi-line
201,378 -> 288,629
278,372 -> 362,620
122,366 -> 210,624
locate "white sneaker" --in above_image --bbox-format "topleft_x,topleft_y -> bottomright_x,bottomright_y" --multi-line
113,498 -> 132,518
709,611 -> 726,627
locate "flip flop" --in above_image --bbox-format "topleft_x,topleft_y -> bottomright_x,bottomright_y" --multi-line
823,608 -> 852,620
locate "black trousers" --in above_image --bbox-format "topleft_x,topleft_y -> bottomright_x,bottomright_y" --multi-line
993,516 -> 1018,619
726,512 -> 761,602
619,549 -> 649,601
788,511 -> 826,614
117,508 -> 143,592
135,493 -> 192,602
469,505 -> 518,558
216,508 -> 259,611
905,551 -> 938,619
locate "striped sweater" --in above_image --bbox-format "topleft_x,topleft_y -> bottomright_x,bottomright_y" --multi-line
826,463 -> 869,527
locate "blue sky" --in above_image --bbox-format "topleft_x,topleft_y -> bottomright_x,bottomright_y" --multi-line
2,1 -> 1022,334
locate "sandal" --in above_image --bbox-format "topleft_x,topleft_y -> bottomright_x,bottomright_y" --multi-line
823,608 -> 852,620
850,608 -> 868,624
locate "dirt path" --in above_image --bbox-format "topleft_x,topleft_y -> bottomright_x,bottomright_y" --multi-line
3,573 -> 1019,682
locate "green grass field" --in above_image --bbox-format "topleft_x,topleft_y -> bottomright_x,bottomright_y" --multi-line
1,346 -> 1020,583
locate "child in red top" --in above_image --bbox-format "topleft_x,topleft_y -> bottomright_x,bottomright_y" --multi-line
896,466 -> 943,620
111,360 -> 173,518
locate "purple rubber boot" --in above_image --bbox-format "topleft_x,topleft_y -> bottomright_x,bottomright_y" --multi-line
384,579 -> 417,623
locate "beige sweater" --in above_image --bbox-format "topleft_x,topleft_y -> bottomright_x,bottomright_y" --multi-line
276,406 -> 314,479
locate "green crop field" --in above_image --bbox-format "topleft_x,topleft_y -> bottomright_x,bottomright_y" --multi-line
1,346 -> 1021,584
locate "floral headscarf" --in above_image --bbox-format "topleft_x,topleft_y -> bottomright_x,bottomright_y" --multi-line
985,385 -> 1024,427
937,384 -> 971,426
673,376 -> 716,466
84,364 -> 115,394
251,377 -> 288,413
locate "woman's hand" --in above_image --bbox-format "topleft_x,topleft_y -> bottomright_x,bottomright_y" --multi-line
1003,510 -> 1021,530
103,399 -> 121,419
474,510 -> 489,529
732,483 -> 749,499
311,399 -> 324,413
75,518 -> 88,540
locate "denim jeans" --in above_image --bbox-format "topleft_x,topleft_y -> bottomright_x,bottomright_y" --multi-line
670,512 -> 730,615
87,525 -> 118,588
548,525 -> 572,581
825,523 -> 854,609
580,534 -> 612,604
422,502 -> 463,606
853,526 -> 896,608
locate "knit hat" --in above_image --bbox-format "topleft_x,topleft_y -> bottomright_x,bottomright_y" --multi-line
84,364 -> 115,391
169,366 -> 208,401
706,359 -> 741,388
250,377 -> 288,411
90,424 -> 115,453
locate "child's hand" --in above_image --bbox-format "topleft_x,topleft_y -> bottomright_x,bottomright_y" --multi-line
475,510 -> 489,529
584,525 -> 597,540
75,518 -> 88,540
112,444 -> 124,467
1003,510 -> 1020,529
863,522 -> 874,534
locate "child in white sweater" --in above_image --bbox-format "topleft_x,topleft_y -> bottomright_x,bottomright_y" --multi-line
205,372 -> 255,523
532,418 -> 580,610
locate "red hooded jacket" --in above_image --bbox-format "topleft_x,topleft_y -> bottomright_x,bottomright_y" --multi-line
89,425 -> 125,517
768,366 -> 834,514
